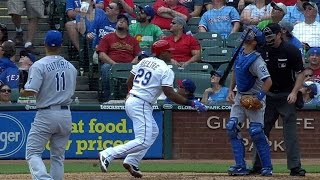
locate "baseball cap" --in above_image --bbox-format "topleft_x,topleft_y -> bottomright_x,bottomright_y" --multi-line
210,70 -> 224,77
271,2 -> 287,14
151,40 -> 175,56
117,14 -> 130,25
263,23 -> 282,36
177,79 -> 196,93
45,30 -> 62,47
303,81 -> 318,98
278,20 -> 294,34
240,26 -> 266,45
172,16 -> 187,31
136,4 -> 155,18
303,2 -> 318,12
20,50 -> 36,63
307,47 -> 320,57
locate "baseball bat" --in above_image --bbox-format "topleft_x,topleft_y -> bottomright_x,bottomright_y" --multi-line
219,28 -> 252,86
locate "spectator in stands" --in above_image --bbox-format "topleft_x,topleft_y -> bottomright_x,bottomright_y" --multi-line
7,0 -> 43,55
199,0 -> 240,38
304,67 -> 314,81
201,70 -> 229,105
151,0 -> 189,30
163,16 -> 200,67
284,0 -> 320,24
306,47 -> 320,83
237,0 -> 255,12
164,79 -> 197,103
300,81 -> 319,105
104,0 -> 134,16
18,50 -> 36,90
0,23 -> 8,45
87,2 -> 119,49
65,0 -> 104,52
129,5 -> 163,48
178,0 -> 203,17
97,14 -> 141,101
257,2 -> 287,30
0,41 -> 19,102
0,84 -> 12,104
240,0 -> 272,28
273,0 -> 296,6
278,20 -> 303,56
292,2 -> 320,48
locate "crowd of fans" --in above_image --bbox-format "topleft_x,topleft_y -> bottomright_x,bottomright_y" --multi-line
0,0 -> 320,105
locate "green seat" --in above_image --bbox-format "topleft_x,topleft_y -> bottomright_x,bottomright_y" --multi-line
201,47 -> 233,69
225,32 -> 242,48
187,17 -> 201,26
188,25 -> 199,34
200,39 -> 224,49
174,72 -> 211,99
109,63 -> 134,100
183,63 -> 213,74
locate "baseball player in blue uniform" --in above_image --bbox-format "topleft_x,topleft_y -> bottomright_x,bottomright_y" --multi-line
21,30 -> 77,180
226,26 -> 273,176
98,40 -> 207,178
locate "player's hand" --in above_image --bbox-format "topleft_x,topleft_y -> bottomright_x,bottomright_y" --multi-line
287,92 -> 297,104
227,90 -> 235,104
191,100 -> 207,112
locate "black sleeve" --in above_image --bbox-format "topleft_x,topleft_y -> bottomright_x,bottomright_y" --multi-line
286,43 -> 304,73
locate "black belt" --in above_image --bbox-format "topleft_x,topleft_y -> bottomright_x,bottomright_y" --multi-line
38,105 -> 69,110
131,94 -> 152,105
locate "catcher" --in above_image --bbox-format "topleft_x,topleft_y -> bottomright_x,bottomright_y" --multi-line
226,26 -> 273,176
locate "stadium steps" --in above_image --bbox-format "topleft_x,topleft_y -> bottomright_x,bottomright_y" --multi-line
0,2 -> 100,104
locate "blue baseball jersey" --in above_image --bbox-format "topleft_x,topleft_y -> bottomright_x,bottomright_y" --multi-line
0,57 -> 13,74
88,9 -> 116,48
199,6 -> 240,38
0,60 -> 19,89
284,5 -> 320,24
288,35 -> 303,56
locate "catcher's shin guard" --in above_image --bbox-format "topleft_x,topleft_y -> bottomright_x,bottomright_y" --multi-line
249,122 -> 272,170
226,117 -> 246,167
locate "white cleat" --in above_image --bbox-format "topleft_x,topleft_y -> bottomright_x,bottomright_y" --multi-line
123,163 -> 143,178
98,152 -> 109,172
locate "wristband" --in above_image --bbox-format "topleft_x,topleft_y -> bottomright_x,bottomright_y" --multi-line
257,91 -> 266,101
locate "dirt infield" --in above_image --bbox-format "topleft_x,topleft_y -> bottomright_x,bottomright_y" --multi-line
1,172 -> 320,180
0,159 -> 319,180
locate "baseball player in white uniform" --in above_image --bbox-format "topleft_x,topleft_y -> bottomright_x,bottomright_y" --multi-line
98,40 -> 207,178
20,30 -> 77,180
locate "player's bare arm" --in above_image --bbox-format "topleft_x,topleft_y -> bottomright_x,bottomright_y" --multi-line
126,73 -> 134,91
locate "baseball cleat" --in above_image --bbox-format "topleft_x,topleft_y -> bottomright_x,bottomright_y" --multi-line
123,163 -> 143,178
261,167 -> 273,176
227,165 -> 250,176
98,152 -> 109,172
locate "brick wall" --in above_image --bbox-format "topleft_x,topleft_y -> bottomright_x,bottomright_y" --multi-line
171,110 -> 320,159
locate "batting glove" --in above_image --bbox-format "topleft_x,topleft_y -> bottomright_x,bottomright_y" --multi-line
191,100 -> 207,112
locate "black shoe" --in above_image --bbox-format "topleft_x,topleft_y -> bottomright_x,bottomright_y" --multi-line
98,152 -> 109,172
290,167 -> 306,176
123,163 -> 143,178
14,32 -> 24,46
249,167 -> 261,175
25,44 -> 40,55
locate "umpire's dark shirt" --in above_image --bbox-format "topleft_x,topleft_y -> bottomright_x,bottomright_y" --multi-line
263,41 -> 304,93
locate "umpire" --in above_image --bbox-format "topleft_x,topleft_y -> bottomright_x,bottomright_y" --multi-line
252,23 -> 306,176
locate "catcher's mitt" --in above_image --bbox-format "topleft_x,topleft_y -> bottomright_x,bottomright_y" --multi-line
240,95 -> 263,110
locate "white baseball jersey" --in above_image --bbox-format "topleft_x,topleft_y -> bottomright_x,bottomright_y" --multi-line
129,57 -> 174,104
24,55 -> 78,108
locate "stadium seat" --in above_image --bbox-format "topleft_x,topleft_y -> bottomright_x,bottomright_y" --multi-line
174,72 -> 211,98
133,0 -> 155,7
109,63 -> 134,99
187,17 -> 200,34
201,47 -> 233,69
225,32 -> 242,48
194,32 -> 224,49
183,63 -> 213,74
217,63 -> 229,72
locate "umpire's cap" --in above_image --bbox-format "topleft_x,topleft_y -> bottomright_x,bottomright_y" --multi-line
45,30 -> 62,47
151,40 -> 174,56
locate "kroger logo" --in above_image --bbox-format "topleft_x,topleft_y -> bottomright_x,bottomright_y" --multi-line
0,114 -> 26,158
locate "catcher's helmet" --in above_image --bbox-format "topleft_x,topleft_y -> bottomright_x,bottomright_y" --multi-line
242,26 -> 265,46
151,40 -> 174,56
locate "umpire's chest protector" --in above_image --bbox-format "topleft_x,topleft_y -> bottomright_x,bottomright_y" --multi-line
235,51 -> 260,92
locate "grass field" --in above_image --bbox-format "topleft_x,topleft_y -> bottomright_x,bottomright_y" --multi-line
1,160 -> 320,174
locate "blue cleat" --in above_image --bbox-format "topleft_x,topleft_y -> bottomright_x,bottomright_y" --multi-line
228,165 -> 250,176
261,167 -> 273,176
